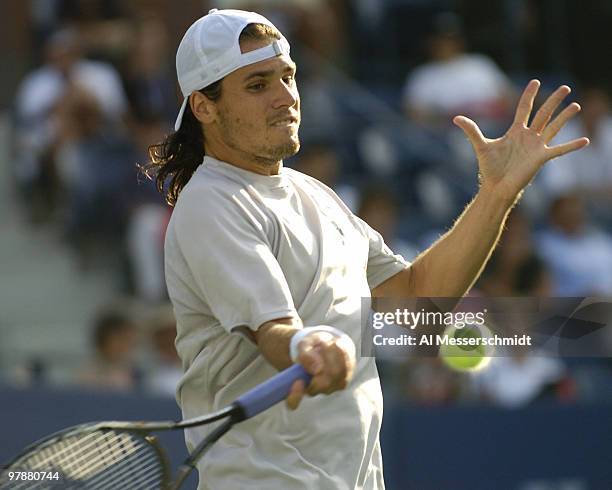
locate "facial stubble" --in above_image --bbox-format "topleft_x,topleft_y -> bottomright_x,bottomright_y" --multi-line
218,111 -> 300,167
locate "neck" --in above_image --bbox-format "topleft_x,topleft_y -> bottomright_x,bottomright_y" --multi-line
205,144 -> 281,176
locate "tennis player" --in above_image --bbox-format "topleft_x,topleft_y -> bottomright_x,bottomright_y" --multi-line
145,8 -> 588,490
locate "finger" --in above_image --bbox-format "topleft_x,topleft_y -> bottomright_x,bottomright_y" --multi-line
542,102 -> 581,143
321,342 -> 345,377
286,379 -> 305,410
307,373 -> 333,395
513,79 -> 540,126
332,343 -> 352,387
546,137 -> 590,160
311,347 -> 341,394
530,85 -> 571,133
453,115 -> 487,150
298,347 -> 324,376
325,340 -> 354,389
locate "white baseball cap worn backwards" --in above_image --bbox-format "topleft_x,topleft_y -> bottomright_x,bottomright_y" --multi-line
174,8 -> 291,131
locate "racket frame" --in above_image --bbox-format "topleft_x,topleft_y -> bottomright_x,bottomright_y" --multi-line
1,364 -> 311,489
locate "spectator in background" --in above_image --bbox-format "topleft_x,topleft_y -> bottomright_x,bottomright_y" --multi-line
402,12 -> 515,134
400,12 -> 516,219
537,85 -> 612,205
78,308 -> 141,391
53,83 -> 134,264
143,304 -> 182,397
54,0 -> 131,65
471,350 -> 571,408
536,193 -> 612,296
17,27 -> 127,128
14,28 -> 128,222
126,116 -> 172,302
533,86 -> 612,401
123,17 -> 177,126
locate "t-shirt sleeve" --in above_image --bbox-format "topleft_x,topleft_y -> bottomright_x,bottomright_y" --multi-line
173,189 -> 298,334
354,216 -> 411,289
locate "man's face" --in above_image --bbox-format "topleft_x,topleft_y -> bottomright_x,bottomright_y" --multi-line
208,38 -> 301,166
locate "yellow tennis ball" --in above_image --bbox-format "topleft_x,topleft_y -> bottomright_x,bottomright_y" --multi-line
439,322 -> 493,372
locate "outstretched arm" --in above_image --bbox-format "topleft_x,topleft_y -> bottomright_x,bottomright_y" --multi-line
373,80 -> 589,298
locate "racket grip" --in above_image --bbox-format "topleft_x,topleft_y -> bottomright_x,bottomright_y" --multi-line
234,364 -> 312,420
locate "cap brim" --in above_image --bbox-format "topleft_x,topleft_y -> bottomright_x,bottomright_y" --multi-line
174,98 -> 188,131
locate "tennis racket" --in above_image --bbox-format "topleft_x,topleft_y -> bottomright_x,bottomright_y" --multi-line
0,363 -> 311,489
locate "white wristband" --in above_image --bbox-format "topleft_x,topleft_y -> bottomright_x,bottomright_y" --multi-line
289,325 -> 356,363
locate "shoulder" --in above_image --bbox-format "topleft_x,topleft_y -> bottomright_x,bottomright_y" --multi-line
16,68 -> 62,115
20,66 -> 54,87
173,166 -> 240,218
171,165 -> 272,234
17,67 -> 60,100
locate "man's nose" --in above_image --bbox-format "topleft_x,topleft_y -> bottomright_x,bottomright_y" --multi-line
272,80 -> 299,109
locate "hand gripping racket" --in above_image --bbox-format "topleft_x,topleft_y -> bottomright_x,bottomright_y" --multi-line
0,364 -> 311,489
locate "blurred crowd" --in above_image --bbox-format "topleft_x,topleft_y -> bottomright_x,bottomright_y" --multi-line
3,0 -> 612,404
10,300 -> 183,398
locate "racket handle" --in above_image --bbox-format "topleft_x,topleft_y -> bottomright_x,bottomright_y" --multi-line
234,364 -> 312,420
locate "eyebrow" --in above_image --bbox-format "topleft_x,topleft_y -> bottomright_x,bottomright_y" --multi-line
243,64 -> 296,82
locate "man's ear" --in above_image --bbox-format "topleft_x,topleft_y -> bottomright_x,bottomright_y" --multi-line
190,91 -> 217,125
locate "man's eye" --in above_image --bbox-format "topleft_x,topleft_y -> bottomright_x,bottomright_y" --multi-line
249,83 -> 265,91
283,75 -> 295,84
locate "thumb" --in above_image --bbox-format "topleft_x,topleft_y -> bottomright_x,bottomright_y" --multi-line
286,379 -> 305,410
453,115 -> 487,150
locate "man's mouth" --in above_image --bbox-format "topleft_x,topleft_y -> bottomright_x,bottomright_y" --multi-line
270,116 -> 298,127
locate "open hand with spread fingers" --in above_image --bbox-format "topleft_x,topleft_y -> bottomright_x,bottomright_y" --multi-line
453,80 -> 590,203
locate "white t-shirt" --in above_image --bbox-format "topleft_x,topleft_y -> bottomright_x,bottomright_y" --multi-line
403,54 -> 511,118
164,156 -> 409,489
16,60 -> 127,122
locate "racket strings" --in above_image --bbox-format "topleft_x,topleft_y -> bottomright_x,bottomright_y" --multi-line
3,429 -> 166,490
28,430 -> 136,478
85,438 -> 163,490
19,430 -> 142,479
86,454 -> 162,490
